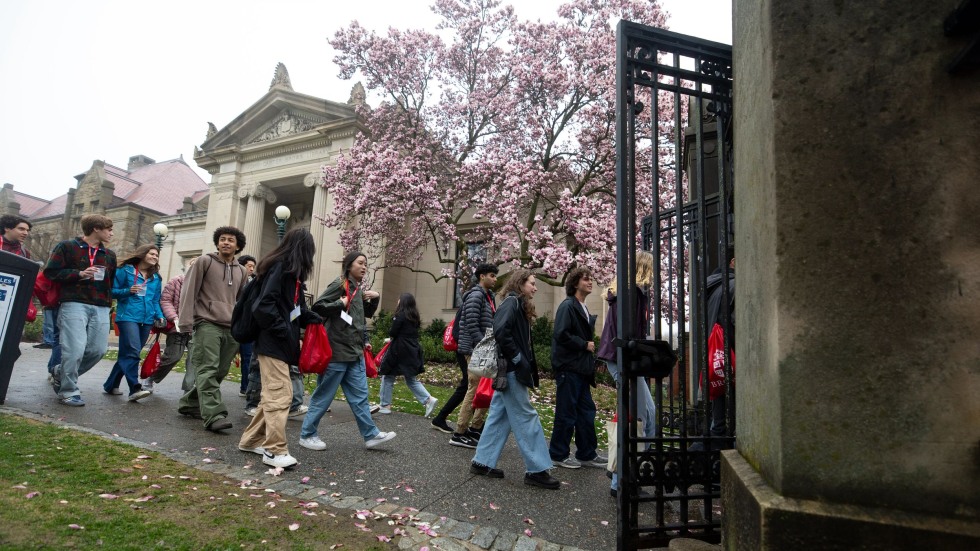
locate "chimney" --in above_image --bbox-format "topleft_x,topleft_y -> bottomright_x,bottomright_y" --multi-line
128,155 -> 156,170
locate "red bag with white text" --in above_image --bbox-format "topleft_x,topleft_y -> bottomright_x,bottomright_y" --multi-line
26,301 -> 37,322
139,334 -> 162,379
443,318 -> 458,351
704,323 -> 735,400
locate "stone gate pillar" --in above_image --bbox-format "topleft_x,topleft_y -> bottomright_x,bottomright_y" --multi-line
726,1 -> 980,548
239,183 -> 276,258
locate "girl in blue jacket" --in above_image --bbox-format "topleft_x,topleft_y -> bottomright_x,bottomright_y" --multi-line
103,244 -> 165,401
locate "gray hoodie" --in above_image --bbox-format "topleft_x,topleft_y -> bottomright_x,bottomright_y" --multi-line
177,252 -> 247,332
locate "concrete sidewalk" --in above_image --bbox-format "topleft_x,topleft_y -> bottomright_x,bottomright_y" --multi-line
3,343 -> 629,551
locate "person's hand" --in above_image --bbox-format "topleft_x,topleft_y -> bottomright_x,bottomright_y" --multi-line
364,290 -> 380,300
587,341 -> 595,352
339,295 -> 349,308
129,284 -> 142,294
365,343 -> 373,352
152,318 -> 168,330
79,266 -> 98,279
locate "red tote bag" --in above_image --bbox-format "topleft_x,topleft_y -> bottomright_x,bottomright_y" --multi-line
139,334 -> 162,379
299,324 -> 332,375
472,377 -> 494,409
703,323 -> 735,400
363,347 -> 379,378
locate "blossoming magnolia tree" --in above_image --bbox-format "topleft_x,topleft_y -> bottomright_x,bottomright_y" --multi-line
320,0 -> 676,286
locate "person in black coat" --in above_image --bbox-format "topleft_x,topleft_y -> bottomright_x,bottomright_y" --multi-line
378,293 -> 438,417
548,267 -> 606,469
238,229 -> 322,469
470,270 -> 560,490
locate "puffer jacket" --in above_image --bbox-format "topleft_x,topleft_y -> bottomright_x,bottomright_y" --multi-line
161,274 -> 183,323
111,264 -> 164,324
457,286 -> 496,355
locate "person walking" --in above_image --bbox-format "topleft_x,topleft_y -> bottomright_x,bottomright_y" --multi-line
239,229 -> 322,469
299,251 -> 396,451
44,214 -> 116,406
432,263 -> 497,448
154,257 -> 196,391
176,227 -> 249,432
597,250 -> 657,496
548,267 -> 606,469
377,293 -> 437,417
236,254 -> 256,397
470,269 -> 560,490
103,244 -> 165,401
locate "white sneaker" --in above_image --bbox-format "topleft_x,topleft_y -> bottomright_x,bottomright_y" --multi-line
244,407 -> 257,417
365,431 -> 396,449
378,406 -> 392,414
369,404 -> 381,414
288,405 -> 309,418
128,389 -> 151,402
424,397 -> 438,418
262,452 -> 298,468
141,379 -> 154,393
299,436 -> 327,451
238,445 -> 265,455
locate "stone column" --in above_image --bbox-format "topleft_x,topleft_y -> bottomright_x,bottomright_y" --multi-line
725,1 -> 980,548
304,173 -> 328,293
239,183 -> 277,258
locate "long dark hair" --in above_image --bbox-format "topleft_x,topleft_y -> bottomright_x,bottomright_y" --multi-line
120,244 -> 160,277
499,269 -> 537,320
394,292 -> 421,327
256,228 -> 315,281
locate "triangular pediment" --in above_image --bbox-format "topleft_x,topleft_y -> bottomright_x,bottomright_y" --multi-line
200,87 -> 358,152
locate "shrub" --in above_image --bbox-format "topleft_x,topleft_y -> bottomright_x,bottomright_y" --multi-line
420,333 -> 456,364
21,313 -> 43,342
369,309 -> 393,350
424,318 -> 447,340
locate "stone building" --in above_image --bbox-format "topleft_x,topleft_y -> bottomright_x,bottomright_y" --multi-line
165,63 -> 594,320
0,156 -> 208,261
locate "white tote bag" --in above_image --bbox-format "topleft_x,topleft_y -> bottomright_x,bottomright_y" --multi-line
468,328 -> 498,379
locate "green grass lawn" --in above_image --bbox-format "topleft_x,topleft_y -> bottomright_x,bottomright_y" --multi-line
0,415 -> 388,550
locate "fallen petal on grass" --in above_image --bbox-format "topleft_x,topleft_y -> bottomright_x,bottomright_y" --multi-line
98,494 -> 118,499
25,492 -> 40,499
288,523 -> 299,531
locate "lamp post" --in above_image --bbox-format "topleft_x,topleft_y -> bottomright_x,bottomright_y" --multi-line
273,205 -> 291,243
153,223 -> 169,250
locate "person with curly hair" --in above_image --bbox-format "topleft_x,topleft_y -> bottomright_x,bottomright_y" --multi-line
176,226 -> 249,432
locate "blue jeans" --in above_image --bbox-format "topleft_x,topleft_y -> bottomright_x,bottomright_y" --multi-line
42,307 -> 58,345
607,361 -> 657,489
548,371 -> 598,462
56,302 -> 110,398
379,374 -> 431,407
300,357 -> 379,441
472,371 -> 553,474
104,321 -> 152,395
45,308 -> 61,374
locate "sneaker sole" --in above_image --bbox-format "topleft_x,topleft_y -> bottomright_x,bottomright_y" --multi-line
365,434 -> 395,448
298,441 -> 327,451
238,446 -> 265,455
553,461 -> 582,469
449,440 -> 477,450
262,458 -> 298,468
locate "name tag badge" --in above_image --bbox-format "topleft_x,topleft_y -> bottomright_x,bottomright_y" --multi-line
340,310 -> 354,325
289,305 -> 301,322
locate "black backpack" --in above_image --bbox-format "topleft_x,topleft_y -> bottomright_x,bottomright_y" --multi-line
231,277 -> 262,343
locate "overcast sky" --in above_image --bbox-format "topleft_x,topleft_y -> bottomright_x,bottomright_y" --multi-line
0,0 -> 731,202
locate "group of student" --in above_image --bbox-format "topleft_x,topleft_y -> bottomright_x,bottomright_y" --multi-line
4,212 -> 653,493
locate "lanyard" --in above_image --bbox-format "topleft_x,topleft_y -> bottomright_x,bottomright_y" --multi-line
487,290 -> 496,314
133,267 -> 141,286
344,280 -> 359,312
294,280 -> 301,307
87,245 -> 99,267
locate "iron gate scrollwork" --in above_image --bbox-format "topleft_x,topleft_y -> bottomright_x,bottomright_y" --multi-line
614,21 -> 734,549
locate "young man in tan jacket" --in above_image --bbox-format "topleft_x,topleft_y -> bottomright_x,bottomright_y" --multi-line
177,227 -> 248,432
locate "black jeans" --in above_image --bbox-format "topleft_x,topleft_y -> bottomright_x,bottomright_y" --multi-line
548,370 -> 598,461
433,353 -> 469,423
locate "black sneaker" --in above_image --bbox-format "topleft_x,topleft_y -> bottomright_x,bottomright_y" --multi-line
464,428 -> 482,441
430,418 -> 453,434
449,433 -> 477,449
470,462 -> 504,478
524,470 -> 560,490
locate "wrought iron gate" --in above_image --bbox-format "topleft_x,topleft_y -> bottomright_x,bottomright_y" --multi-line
614,21 -> 734,549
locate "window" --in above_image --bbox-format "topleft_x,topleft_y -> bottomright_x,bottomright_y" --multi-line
454,241 -> 486,307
